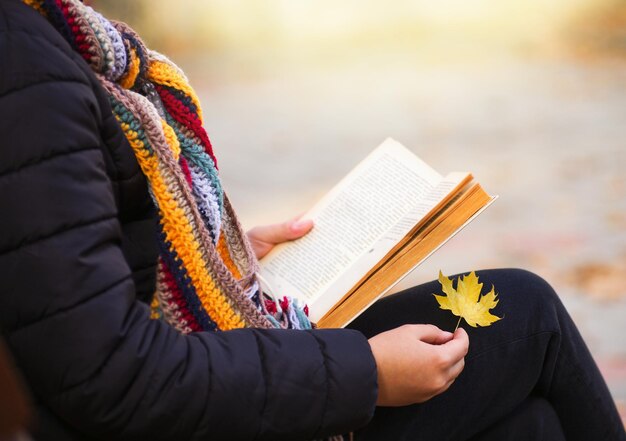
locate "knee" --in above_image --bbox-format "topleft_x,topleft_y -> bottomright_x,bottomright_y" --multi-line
476,268 -> 563,318
477,268 -> 556,294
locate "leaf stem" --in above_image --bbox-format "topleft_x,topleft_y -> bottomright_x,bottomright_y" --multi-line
454,316 -> 462,332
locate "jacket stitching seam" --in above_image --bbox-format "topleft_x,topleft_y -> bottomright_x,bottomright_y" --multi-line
311,333 -> 331,439
0,23 -> 92,86
0,214 -> 117,256
251,331 -> 269,441
7,273 -> 133,335
185,334 -> 214,440
0,77 -> 92,101
0,146 -> 99,180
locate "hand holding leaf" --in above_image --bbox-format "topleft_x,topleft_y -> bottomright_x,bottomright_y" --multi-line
434,271 -> 502,330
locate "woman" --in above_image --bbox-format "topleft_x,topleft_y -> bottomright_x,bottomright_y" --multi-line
0,1 -> 623,440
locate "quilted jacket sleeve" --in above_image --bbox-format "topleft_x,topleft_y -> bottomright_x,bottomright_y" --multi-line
0,3 -> 377,440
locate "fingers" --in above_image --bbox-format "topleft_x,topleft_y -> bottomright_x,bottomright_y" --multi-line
414,324 -> 454,345
431,328 -> 468,390
440,328 -> 469,361
430,330 -> 468,397
369,325 -> 469,406
438,355 -> 465,394
448,356 -> 465,381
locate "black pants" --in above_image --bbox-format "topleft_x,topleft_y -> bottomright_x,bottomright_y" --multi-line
348,269 -> 626,441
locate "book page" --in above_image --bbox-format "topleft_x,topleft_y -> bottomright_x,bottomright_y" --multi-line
384,172 -> 470,242
260,139 -> 441,309
319,189 -> 497,328
310,172 -> 470,321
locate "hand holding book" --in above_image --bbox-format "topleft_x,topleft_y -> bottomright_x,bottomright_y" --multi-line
260,138 -> 496,328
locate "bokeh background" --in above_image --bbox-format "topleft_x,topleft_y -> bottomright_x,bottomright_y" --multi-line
95,0 -> 626,419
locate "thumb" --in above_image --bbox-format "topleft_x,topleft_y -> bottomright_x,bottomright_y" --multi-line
250,218 -> 313,244
440,327 -> 469,359
285,217 -> 314,240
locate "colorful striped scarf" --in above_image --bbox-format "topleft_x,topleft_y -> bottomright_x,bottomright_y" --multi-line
24,0 -> 312,333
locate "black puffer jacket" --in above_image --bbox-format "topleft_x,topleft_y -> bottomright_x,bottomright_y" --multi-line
0,1 -> 377,440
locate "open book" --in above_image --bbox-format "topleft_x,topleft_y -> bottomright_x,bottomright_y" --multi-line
259,138 -> 496,328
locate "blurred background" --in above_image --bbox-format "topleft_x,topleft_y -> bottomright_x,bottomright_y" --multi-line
94,0 -> 626,418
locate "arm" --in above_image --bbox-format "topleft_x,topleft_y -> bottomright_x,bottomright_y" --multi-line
246,200 -> 470,408
0,23 -> 377,441
248,213 -> 470,408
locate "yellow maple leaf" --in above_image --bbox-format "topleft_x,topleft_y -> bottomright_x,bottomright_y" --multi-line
433,271 -> 502,329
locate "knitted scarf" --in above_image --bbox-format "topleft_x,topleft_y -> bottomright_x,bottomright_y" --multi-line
23,0 -> 312,333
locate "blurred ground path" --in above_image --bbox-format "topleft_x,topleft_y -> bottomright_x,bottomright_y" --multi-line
188,54 -> 626,422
